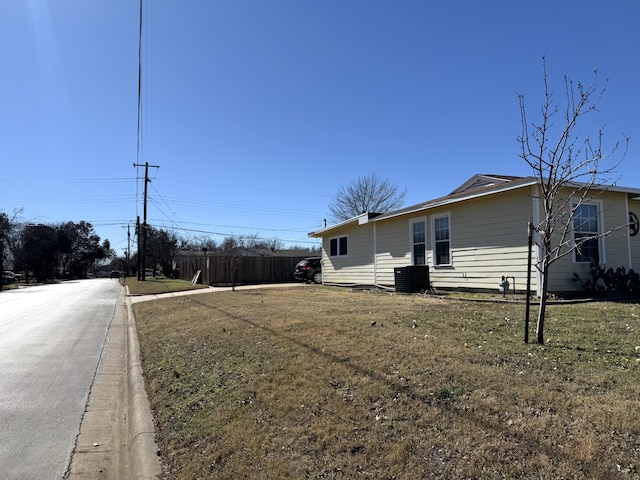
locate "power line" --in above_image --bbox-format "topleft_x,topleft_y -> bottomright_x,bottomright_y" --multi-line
148,224 -> 320,245
0,177 -> 135,183
154,177 -> 331,198
151,195 -> 324,217
136,0 -> 143,170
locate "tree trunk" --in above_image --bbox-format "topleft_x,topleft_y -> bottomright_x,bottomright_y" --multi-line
536,263 -> 549,344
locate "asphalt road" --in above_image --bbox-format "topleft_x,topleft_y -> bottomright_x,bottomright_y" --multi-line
0,279 -> 122,480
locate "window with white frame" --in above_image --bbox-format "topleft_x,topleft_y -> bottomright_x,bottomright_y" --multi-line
329,235 -> 348,257
573,202 -> 601,263
411,220 -> 426,265
433,214 -> 451,266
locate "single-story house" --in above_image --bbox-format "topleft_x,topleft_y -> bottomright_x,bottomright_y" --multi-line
309,174 -> 640,295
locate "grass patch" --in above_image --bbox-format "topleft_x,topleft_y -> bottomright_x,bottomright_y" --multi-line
124,277 -> 209,295
134,287 -> 640,479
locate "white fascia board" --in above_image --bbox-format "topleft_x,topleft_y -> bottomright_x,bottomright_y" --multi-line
555,180 -> 640,196
308,213 -> 369,238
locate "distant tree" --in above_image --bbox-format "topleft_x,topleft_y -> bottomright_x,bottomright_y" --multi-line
56,221 -> 110,278
518,56 -> 629,344
145,227 -> 179,276
186,235 -> 218,252
220,235 -> 238,252
236,233 -> 259,249
328,173 -> 407,223
15,224 -> 58,282
0,212 -> 14,290
0,210 -> 23,288
220,235 -> 241,289
11,221 -> 108,281
262,237 -> 284,252
236,234 -> 284,252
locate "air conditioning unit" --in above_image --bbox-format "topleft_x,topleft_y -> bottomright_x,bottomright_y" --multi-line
394,265 -> 430,293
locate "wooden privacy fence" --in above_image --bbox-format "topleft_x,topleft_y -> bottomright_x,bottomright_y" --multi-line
179,255 -> 304,286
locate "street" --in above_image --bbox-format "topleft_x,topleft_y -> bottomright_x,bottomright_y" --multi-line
0,279 -> 122,480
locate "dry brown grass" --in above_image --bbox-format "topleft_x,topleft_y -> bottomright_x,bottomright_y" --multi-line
134,286 -> 640,479
125,277 -> 208,295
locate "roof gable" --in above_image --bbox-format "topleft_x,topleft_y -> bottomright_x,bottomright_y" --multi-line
450,174 -> 525,194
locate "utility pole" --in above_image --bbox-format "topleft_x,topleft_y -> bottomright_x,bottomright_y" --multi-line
127,224 -> 131,277
136,216 -> 141,280
134,162 -> 159,280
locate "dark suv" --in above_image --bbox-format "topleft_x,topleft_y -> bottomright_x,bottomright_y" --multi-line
293,257 -> 322,284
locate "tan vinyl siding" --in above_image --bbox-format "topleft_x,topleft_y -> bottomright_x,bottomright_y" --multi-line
320,223 -> 375,285
370,189 -> 537,292
601,191 -> 631,265
315,183 -> 638,294
427,190 -> 535,292
438,246 -> 533,291
545,191 -> 636,291
374,216 -> 412,285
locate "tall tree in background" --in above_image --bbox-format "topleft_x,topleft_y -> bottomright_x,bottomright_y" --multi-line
145,227 -> 179,276
328,173 -> 407,223
188,235 -> 218,252
518,57 -> 629,344
0,212 -> 14,291
221,235 -> 241,288
10,220 -> 110,281
57,221 -> 112,277
0,210 -> 23,289
15,224 -> 58,282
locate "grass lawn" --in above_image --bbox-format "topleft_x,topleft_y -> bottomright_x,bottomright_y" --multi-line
133,286 -> 640,479
124,277 -> 209,295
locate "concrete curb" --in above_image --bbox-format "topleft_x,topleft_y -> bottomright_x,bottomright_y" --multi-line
66,289 -> 129,479
66,286 -> 161,479
125,295 -> 162,479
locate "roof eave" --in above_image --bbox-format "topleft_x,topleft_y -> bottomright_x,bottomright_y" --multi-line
308,212 -> 377,238
374,178 -> 539,222
308,177 -> 640,237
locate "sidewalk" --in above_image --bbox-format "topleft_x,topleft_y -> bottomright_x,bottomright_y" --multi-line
129,282 -> 305,304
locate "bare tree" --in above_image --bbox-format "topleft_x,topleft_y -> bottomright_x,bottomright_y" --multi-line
220,235 -> 240,290
238,233 -> 261,249
328,173 -> 407,223
518,56 -> 629,344
262,237 -> 284,252
188,235 -> 218,251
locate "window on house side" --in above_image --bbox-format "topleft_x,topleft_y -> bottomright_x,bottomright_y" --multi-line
573,203 -> 600,263
339,236 -> 348,256
329,235 -> 348,257
433,215 -> 450,266
412,220 -> 426,265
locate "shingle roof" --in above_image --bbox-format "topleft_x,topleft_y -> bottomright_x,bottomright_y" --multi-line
309,173 -> 640,237
373,175 -> 537,221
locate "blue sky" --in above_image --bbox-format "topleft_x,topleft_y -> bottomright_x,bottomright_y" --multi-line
1,1 -> 638,256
